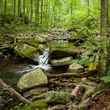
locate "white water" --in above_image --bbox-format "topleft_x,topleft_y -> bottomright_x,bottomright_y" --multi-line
36,48 -> 51,71
18,48 -> 51,74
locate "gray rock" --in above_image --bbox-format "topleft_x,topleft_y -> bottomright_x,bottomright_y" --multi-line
68,63 -> 84,73
17,68 -> 48,90
51,57 -> 73,66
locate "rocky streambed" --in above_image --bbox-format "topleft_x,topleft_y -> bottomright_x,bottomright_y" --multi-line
0,31 -> 108,110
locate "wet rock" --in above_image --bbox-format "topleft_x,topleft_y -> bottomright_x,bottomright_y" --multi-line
51,57 -> 73,66
46,91 -> 71,104
15,43 -> 38,58
17,68 -> 48,90
68,63 -> 84,73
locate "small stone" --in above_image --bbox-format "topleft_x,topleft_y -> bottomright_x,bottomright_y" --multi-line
71,85 -> 85,97
68,63 -> 84,73
71,85 -> 81,97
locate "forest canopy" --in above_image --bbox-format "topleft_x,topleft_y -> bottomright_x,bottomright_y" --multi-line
0,0 -> 101,30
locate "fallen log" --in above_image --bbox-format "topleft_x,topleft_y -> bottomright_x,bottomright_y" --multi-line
0,79 -> 31,104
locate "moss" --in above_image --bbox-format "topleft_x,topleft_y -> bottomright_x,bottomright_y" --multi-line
49,41 -> 75,51
11,99 -> 48,110
15,43 -> 37,57
30,99 -> 48,110
46,91 -> 71,104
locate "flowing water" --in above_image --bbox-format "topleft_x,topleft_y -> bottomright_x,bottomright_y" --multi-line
17,48 -> 51,73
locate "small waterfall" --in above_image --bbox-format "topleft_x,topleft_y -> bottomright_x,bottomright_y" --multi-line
18,48 -> 51,74
38,48 -> 49,65
37,48 -> 51,71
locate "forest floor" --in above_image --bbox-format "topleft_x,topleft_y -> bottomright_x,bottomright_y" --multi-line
0,30 -> 110,110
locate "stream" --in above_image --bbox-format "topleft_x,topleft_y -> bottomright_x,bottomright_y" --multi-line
17,48 -> 51,73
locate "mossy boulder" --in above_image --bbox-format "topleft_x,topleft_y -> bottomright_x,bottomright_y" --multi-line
49,41 -> 78,57
46,91 -> 71,104
17,68 -> 48,90
15,43 -> 38,58
50,41 -> 84,59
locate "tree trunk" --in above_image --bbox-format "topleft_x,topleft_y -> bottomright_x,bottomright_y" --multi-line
87,0 -> 90,16
30,0 -> 33,21
4,0 -> 7,15
13,0 -> 16,16
100,0 -> 109,74
18,0 -> 21,16
23,0 -> 25,16
101,0 -> 108,36
40,0 -> 44,24
35,0 -> 40,25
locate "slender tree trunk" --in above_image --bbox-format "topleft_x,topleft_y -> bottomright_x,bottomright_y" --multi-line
101,0 -> 108,36
23,0 -> 25,16
45,0 -> 49,27
13,0 -> 16,16
35,0 -> 40,25
87,0 -> 90,16
4,0 -> 7,15
40,0 -> 43,24
70,0 -> 73,16
0,0 -> 3,15
100,0 -> 109,74
18,0 -> 21,16
30,0 -> 33,21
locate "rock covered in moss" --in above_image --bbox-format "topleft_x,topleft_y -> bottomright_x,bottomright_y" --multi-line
46,91 -> 71,104
15,43 -> 37,58
17,68 -> 48,90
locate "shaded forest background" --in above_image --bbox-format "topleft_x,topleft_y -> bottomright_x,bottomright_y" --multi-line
0,0 -> 104,32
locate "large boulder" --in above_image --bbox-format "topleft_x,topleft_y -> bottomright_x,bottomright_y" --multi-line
49,41 -> 85,59
50,57 -> 73,66
17,68 -> 48,90
68,63 -> 84,73
15,43 -> 38,58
